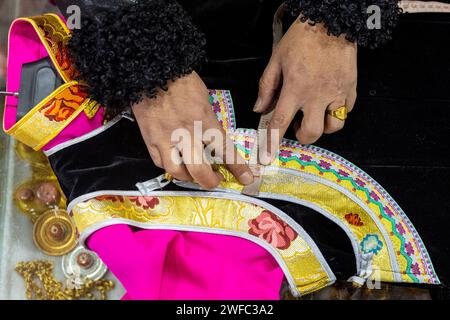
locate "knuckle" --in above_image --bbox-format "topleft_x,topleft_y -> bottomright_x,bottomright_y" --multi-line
270,114 -> 289,128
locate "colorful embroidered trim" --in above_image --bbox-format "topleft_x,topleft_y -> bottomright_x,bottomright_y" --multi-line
208,89 -> 236,132
205,91 -> 438,285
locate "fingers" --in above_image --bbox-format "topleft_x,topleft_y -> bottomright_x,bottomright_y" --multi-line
295,103 -> 326,145
183,146 -> 223,190
159,147 -> 193,182
203,117 -> 254,185
254,58 -> 282,113
259,89 -> 298,165
218,136 -> 254,185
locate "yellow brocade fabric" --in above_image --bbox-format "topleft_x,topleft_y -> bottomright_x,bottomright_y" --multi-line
72,194 -> 334,296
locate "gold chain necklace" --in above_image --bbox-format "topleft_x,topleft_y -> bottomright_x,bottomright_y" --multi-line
15,260 -> 115,300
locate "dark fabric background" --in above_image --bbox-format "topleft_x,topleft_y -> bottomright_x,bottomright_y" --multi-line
195,8 -> 450,291
52,1 -> 450,295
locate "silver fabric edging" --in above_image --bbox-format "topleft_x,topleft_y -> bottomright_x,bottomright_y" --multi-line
70,190 -> 337,297
44,114 -> 125,157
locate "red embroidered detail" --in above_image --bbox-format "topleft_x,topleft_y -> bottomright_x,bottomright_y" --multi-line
248,210 -> 298,250
344,213 -> 364,227
129,196 -> 160,209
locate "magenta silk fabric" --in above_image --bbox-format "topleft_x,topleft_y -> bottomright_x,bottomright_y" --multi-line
87,225 -> 285,300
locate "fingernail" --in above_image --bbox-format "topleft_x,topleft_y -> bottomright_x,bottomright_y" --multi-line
239,172 -> 254,185
253,98 -> 262,112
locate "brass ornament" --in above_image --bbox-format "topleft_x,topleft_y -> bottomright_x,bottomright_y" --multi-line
62,246 -> 108,286
15,142 -> 48,167
15,260 -> 114,300
33,209 -> 77,256
14,180 -> 66,223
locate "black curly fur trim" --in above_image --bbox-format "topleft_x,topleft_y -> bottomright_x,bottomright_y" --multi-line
286,0 -> 402,48
68,0 -> 206,111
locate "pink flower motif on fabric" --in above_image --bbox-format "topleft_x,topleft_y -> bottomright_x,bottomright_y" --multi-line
280,150 -> 293,158
129,196 -> 160,209
405,242 -> 415,256
411,263 -> 421,275
370,191 -> 380,202
355,178 -> 366,188
383,206 -> 395,217
212,101 -> 221,114
248,210 -> 298,250
299,154 -> 312,162
338,169 -> 350,177
318,160 -> 332,170
396,222 -> 406,236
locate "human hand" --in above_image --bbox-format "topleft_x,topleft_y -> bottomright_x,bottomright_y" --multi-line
132,71 -> 254,189
255,18 -> 357,164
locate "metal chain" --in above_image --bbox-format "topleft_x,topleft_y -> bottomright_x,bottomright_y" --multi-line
15,260 -> 114,300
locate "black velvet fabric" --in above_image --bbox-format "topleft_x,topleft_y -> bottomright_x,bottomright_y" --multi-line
49,3 -> 450,294
49,119 -> 165,201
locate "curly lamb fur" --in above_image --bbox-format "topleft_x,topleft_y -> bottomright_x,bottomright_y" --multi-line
68,0 -> 206,111
286,0 -> 402,48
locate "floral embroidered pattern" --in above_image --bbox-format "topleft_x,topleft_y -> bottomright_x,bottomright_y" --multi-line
360,234 -> 383,255
345,213 -> 364,227
39,86 -> 88,122
248,210 -> 298,250
95,195 -> 124,202
405,242 -> 415,256
129,196 -> 160,209
34,15 -> 78,80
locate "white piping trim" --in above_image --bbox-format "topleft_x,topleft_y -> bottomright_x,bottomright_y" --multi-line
44,114 -> 125,157
70,190 -> 336,296
80,220 -> 311,298
173,169 -> 401,283
67,190 -> 140,213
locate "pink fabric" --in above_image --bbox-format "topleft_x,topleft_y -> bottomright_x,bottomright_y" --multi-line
87,225 -> 285,300
3,18 -> 105,150
3,19 -> 46,131
42,108 -> 105,150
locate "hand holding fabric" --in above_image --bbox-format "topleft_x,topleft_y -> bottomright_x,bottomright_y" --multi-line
255,19 -> 357,164
132,72 -> 254,189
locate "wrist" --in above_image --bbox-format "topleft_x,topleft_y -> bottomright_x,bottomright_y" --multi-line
68,0 -> 206,112
285,0 -> 401,48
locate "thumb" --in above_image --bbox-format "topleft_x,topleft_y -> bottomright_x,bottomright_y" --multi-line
254,58 -> 281,113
